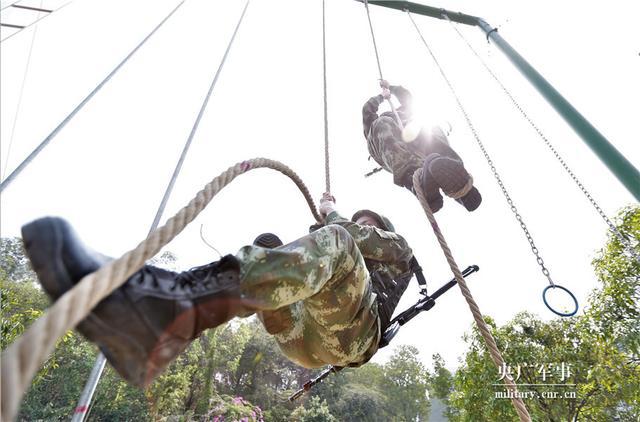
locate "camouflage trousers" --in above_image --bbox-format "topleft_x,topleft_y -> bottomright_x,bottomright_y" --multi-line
234,225 -> 380,368
369,116 -> 461,189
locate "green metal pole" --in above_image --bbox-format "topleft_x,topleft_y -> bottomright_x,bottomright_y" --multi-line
474,18 -> 640,201
358,0 -> 640,201
358,0 -> 479,26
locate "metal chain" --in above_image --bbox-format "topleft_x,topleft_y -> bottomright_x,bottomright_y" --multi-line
446,18 -> 640,262
406,10 -> 556,286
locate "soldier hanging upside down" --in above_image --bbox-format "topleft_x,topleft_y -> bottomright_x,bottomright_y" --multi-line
362,80 -> 482,212
21,193 -> 415,386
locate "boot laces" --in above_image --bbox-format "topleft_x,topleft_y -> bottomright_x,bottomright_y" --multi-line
137,267 -> 162,288
173,262 -> 221,291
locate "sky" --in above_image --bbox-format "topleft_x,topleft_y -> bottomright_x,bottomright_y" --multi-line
1,0 -> 639,378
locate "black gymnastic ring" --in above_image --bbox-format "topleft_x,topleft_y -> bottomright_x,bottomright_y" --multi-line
542,284 -> 578,317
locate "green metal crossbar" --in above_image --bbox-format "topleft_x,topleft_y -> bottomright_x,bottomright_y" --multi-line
357,0 -> 640,201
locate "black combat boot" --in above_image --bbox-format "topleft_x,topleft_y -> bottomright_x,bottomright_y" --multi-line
425,154 -> 482,212
21,217 -> 246,387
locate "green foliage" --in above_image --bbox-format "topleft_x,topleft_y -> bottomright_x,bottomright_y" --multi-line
328,364 -> 392,421
305,346 -> 431,422
446,317 -> 518,421
90,366 -> 150,421
383,345 -> 431,421
332,383 -> 389,421
430,353 -> 453,404
27,219 -> 640,421
0,233 -> 439,421
291,396 -> 336,422
206,394 -> 264,421
0,243 -> 146,420
1,278 -> 47,349
442,206 -> 640,421
0,237 -> 36,282
588,205 -> 640,357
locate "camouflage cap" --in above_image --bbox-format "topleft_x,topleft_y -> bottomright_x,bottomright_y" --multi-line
351,209 -> 395,232
253,233 -> 284,249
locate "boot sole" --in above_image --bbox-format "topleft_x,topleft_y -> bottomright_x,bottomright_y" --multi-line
459,187 -> 482,211
22,217 -> 151,387
22,217 -> 75,300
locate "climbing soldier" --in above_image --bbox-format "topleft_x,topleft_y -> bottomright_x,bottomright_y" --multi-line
362,80 -> 482,212
21,192 -> 415,387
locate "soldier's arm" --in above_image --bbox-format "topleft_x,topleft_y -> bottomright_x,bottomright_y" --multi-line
362,94 -> 384,137
324,212 -> 413,265
390,85 -> 413,112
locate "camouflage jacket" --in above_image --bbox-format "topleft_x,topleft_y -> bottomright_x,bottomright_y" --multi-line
324,211 -> 415,329
361,85 -> 415,173
362,85 -> 414,140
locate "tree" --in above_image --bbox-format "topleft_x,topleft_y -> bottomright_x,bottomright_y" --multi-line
444,206 -> 640,421
1,278 -> 48,349
0,237 -> 36,282
430,353 -> 453,400
446,317 -> 516,421
332,383 -> 390,422
291,396 -> 336,422
331,363 -> 392,420
231,320 -> 303,417
203,395 -> 264,421
1,238 -> 149,420
383,345 -> 431,421
587,206 -> 640,358
579,205 -> 640,420
430,353 -> 454,417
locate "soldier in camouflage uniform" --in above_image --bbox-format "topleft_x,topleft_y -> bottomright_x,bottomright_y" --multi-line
363,80 -> 482,212
21,193 -> 414,387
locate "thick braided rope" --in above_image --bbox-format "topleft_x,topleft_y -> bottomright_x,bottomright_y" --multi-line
412,170 -> 531,422
1,158 -> 321,422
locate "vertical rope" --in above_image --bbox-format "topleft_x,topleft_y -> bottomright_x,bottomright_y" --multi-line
321,0 -> 330,192
362,0 -> 383,81
405,11 -> 532,420
0,0 -> 186,193
412,170 -> 532,422
361,0 -> 403,129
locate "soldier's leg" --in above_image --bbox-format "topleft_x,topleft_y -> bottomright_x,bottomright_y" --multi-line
237,225 -> 379,368
395,125 -> 448,211
419,126 -> 482,211
21,218 -> 379,386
